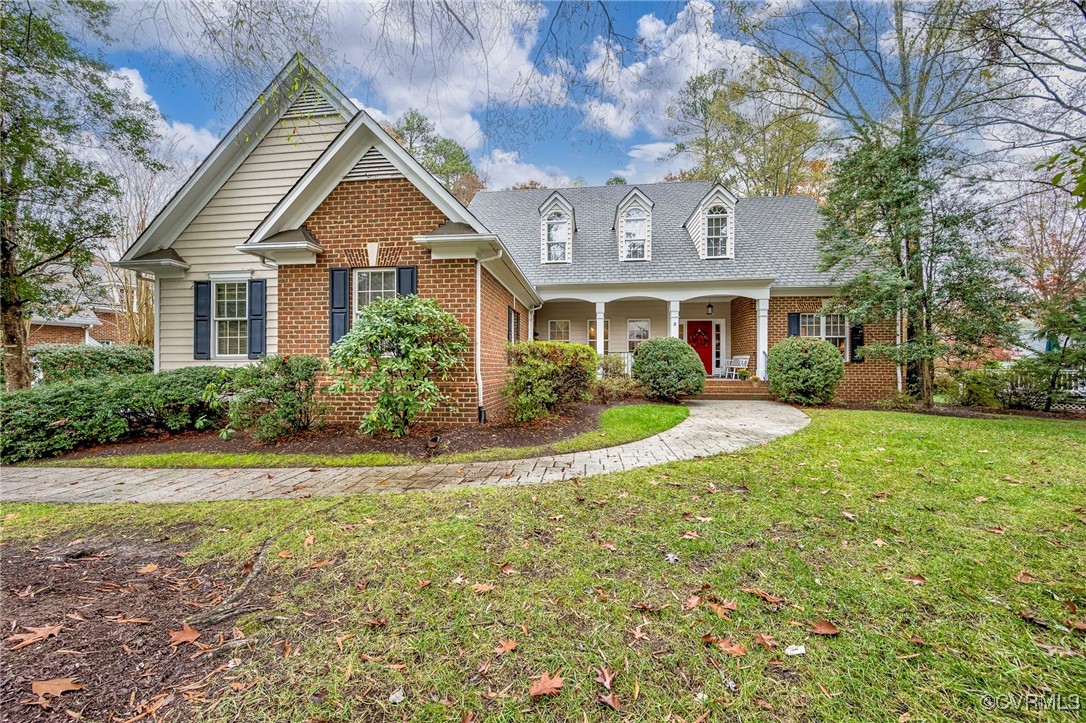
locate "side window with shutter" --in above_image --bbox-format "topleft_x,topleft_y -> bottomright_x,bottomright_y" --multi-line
329,268 -> 351,346
787,312 -> 800,337
247,279 -> 266,359
849,324 -> 865,363
193,281 -> 211,359
395,266 -> 418,296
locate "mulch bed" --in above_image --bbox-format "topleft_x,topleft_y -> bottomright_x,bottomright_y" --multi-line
835,401 -> 1086,421
53,402 -> 619,463
0,536 -> 249,721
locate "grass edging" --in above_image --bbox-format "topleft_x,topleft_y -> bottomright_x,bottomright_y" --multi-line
34,403 -> 690,469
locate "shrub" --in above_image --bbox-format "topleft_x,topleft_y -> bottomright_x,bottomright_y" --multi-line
328,296 -> 468,437
0,366 -> 229,464
993,361 -> 1059,411
31,343 -> 153,384
947,368 -> 1002,408
503,342 -> 598,421
766,337 -> 844,405
630,338 -> 705,403
212,356 -> 326,442
592,355 -> 640,403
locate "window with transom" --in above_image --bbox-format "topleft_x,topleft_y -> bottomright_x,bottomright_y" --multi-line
705,205 -> 729,258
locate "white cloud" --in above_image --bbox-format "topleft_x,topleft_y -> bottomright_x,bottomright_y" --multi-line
479,148 -> 574,189
612,141 -> 691,183
578,0 -> 756,137
110,67 -> 219,161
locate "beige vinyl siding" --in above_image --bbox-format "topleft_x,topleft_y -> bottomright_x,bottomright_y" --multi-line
159,114 -> 346,369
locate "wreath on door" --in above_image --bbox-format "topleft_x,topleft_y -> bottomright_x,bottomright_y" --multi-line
690,328 -> 710,347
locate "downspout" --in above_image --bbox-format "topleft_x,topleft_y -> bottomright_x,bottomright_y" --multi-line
896,309 -> 903,393
475,248 -> 503,423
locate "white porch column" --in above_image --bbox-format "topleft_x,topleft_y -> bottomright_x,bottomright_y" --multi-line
528,308 -> 536,341
668,300 -> 680,338
755,297 -> 769,379
595,302 -> 606,357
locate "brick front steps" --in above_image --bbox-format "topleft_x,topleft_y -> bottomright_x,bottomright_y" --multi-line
694,379 -> 774,401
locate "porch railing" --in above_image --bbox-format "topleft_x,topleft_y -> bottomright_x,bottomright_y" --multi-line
602,351 -> 634,375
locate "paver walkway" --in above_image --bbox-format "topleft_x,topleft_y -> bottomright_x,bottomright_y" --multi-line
1,401 -> 808,504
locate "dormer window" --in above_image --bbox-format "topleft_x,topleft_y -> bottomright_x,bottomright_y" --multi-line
622,207 -> 648,260
544,210 -> 570,262
705,206 -> 729,258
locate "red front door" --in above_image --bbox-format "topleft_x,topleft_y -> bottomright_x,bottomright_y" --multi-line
687,321 -> 713,375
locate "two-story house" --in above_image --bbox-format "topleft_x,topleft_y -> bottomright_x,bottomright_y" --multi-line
116,56 -> 900,425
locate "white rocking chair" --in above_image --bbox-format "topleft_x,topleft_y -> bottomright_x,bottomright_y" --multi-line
721,355 -> 750,380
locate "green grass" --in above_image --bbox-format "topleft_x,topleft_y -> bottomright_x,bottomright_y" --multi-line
34,403 -> 687,469
3,409 -> 1084,721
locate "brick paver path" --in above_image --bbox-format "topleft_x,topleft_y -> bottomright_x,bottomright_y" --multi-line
1,401 -> 808,504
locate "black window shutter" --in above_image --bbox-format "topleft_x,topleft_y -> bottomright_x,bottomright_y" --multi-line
329,268 -> 351,346
787,312 -> 800,337
193,281 -> 211,359
247,279 -> 266,359
849,324 -> 865,363
395,265 -> 418,296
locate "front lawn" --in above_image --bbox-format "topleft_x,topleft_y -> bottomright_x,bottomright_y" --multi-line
2,409 -> 1083,721
35,402 -> 688,469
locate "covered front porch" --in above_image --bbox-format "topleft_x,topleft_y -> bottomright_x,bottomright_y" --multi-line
529,281 -> 772,379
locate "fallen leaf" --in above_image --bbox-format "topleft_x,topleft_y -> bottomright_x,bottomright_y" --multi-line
137,564 -> 158,574
498,563 -> 517,576
309,559 -> 333,569
30,678 -> 83,705
753,632 -> 778,650
596,666 -> 616,690
1013,570 -> 1038,584
808,619 -> 840,636
903,574 -> 926,586
841,511 -> 857,520
631,624 -> 648,641
718,639 -> 746,657
168,623 -> 200,647
416,579 -> 432,590
1035,642 -> 1078,657
986,527 -> 1006,535
6,624 -> 62,650
1068,620 -> 1086,631
494,639 -> 517,655
528,671 -> 564,698
741,587 -> 785,605
388,687 -> 405,703
681,530 -> 702,539
277,550 -> 292,559
974,497 -> 988,503
472,583 -> 495,593
872,538 -> 888,547
705,602 -> 733,619
598,692 -> 621,711
684,594 -> 702,610
599,540 -> 617,552
303,534 -> 315,547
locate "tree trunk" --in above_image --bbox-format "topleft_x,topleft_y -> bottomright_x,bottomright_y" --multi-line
1,218 -> 32,390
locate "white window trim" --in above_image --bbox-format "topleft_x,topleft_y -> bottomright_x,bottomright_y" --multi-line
548,319 -> 571,342
587,318 -> 610,352
704,204 -> 731,259
352,267 -> 398,321
541,208 -> 572,264
618,203 -> 651,262
799,312 -> 850,359
626,318 -> 651,353
211,279 -> 248,359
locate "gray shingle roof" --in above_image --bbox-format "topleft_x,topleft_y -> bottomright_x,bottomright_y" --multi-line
469,181 -> 838,288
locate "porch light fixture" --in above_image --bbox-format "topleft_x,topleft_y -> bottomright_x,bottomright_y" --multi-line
705,303 -> 714,316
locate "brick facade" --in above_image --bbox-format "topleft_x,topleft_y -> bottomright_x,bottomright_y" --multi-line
28,323 -> 85,345
278,177 -> 522,426
90,310 -> 125,344
729,297 -> 756,361
768,296 -> 899,403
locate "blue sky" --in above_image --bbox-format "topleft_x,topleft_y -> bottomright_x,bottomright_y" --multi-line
100,1 -> 749,188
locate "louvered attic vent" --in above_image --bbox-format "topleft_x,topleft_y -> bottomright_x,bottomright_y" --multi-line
344,146 -> 404,181
282,85 -> 338,118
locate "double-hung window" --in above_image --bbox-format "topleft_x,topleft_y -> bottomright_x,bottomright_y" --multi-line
705,205 -> 729,258
508,307 -> 522,343
627,319 -> 650,353
622,208 -> 647,260
587,318 -> 609,353
545,211 -> 569,262
354,268 -> 397,319
213,281 -> 248,357
799,313 -> 848,356
549,320 -> 570,342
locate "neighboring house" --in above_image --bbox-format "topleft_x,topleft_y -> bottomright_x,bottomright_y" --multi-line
28,310 -> 102,345
115,56 -> 900,426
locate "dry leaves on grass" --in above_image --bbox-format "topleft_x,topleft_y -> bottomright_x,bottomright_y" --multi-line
472,583 -> 495,593
903,574 -> 927,586
493,639 -> 517,655
6,624 -> 61,650
528,671 -> 564,698
754,632 -> 778,650
1013,571 -> 1039,584
808,619 -> 841,636
741,587 -> 785,605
